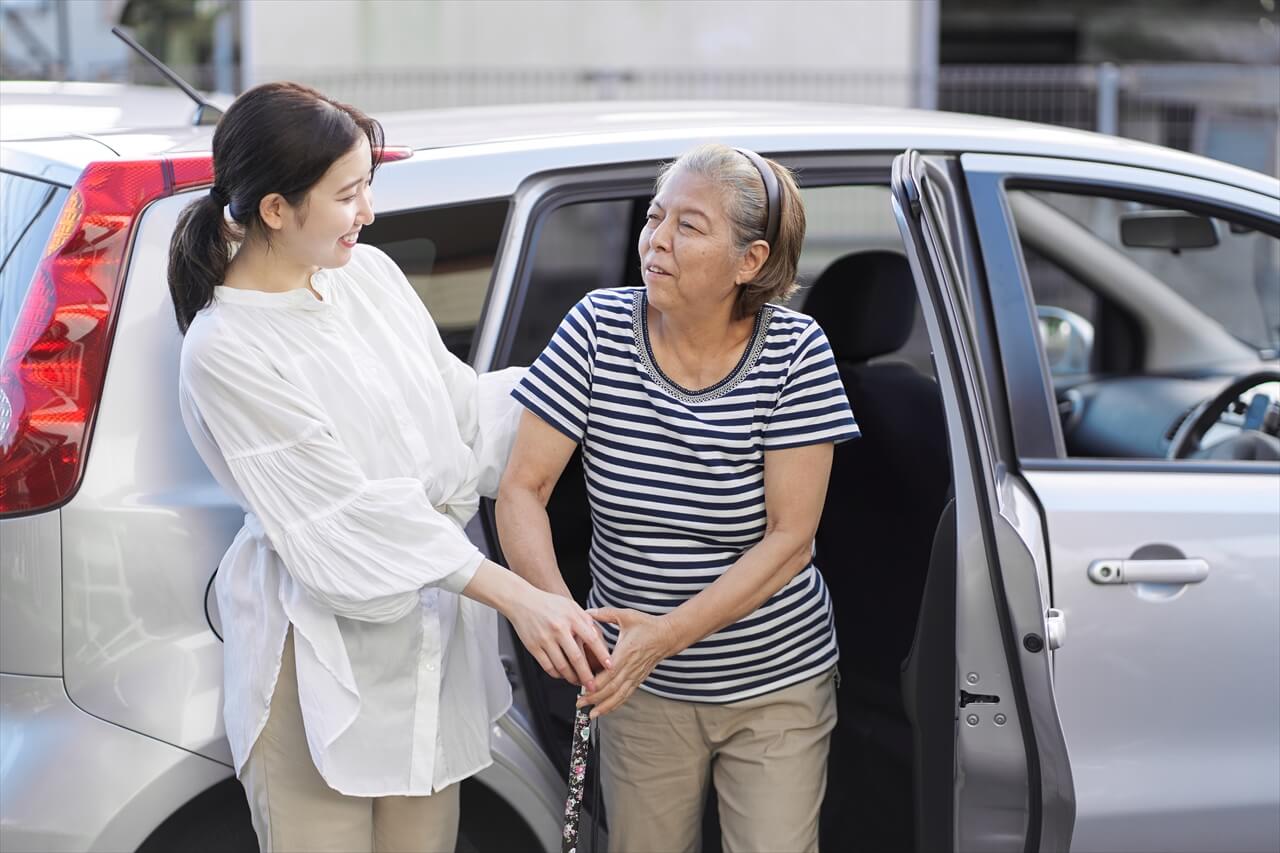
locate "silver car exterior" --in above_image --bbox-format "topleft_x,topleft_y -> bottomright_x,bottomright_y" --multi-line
2,92 -> 1277,852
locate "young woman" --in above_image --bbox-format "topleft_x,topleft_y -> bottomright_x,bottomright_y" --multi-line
169,82 -> 610,853
498,143 -> 859,852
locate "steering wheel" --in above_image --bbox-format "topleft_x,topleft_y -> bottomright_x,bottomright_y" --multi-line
1167,369 -> 1280,460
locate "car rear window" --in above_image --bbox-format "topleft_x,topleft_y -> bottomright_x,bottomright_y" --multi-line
0,171 -> 68,354
360,199 -> 509,361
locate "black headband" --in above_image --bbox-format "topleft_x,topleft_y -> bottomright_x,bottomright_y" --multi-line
734,147 -> 781,246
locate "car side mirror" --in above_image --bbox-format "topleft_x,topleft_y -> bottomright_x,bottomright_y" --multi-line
1037,306 -> 1095,376
1119,210 -> 1219,251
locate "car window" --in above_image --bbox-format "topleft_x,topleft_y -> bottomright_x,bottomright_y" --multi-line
361,199 -> 509,361
1018,242 -> 1105,376
1015,189 -> 1280,358
1007,186 -> 1280,461
0,172 -> 67,355
507,198 -> 635,368
505,183 -> 931,375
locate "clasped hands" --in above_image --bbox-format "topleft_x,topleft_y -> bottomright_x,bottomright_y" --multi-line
507,588 -> 676,718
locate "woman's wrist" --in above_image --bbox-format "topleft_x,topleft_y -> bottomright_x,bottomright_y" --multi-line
464,559 -> 535,620
658,611 -> 694,657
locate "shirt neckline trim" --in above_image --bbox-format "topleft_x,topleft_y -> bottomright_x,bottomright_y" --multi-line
632,291 -> 773,404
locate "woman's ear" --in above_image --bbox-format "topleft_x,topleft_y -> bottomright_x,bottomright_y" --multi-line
258,193 -> 288,231
735,240 -> 771,285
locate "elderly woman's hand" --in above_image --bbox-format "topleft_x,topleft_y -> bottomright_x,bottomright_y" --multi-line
577,607 -> 679,717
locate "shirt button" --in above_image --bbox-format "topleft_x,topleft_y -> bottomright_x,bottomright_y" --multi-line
426,662 -> 437,672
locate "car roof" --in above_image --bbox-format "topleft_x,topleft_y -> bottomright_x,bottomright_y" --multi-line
0,82 -> 229,183
376,100 -> 1279,196
3,89 -> 1275,197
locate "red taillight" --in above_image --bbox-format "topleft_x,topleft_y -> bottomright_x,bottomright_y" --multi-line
0,155 -> 214,515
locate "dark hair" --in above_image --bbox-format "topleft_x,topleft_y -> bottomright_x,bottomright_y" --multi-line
167,81 -> 385,333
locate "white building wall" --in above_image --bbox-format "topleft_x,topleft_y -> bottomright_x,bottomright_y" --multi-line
243,0 -> 922,106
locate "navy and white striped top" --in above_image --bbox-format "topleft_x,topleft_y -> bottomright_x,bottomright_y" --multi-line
512,288 -> 860,703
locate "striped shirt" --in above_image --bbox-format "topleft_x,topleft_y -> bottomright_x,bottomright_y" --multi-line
512,288 -> 860,703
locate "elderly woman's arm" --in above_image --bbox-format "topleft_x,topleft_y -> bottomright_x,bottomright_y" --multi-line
496,410 -> 599,676
580,441 -> 835,717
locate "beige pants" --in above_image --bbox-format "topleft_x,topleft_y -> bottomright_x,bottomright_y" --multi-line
239,629 -> 460,853
598,668 -> 838,853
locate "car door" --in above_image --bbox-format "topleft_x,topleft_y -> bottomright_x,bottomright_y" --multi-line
955,153 -> 1280,853
891,150 -> 1077,853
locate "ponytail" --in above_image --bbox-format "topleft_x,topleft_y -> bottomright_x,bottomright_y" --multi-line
168,191 -> 234,334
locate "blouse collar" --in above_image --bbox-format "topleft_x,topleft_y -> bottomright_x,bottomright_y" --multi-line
213,268 -> 333,311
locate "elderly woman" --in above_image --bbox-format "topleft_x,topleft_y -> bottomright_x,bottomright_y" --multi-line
497,143 -> 859,852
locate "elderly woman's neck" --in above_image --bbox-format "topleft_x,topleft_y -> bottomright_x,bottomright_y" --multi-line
647,299 -> 757,390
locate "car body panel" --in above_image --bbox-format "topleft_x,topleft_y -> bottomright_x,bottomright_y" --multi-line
1023,467 -> 1280,852
0,513 -> 62,676
0,672 -> 230,853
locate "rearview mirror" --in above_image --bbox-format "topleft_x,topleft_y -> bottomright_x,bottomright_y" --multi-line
1119,210 -> 1219,250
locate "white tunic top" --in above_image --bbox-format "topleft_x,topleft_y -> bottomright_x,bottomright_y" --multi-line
178,243 -> 519,797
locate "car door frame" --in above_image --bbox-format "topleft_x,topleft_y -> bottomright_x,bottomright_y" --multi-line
960,152 -> 1280,470
891,150 -> 1078,853
469,151 -> 932,846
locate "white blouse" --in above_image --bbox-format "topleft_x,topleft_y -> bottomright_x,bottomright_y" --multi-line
178,243 -> 521,797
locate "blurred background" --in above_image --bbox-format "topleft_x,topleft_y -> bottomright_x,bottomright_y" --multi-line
1,0 -> 1277,176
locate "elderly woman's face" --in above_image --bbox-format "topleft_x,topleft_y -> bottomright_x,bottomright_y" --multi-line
639,167 -> 750,314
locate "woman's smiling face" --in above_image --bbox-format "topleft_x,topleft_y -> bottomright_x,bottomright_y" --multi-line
639,166 -> 748,316
277,135 -> 376,270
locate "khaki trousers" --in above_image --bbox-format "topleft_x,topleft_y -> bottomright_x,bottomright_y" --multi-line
598,668 -> 838,853
238,629 -> 460,853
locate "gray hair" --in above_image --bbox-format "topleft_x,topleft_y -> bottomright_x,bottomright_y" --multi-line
655,143 -> 806,319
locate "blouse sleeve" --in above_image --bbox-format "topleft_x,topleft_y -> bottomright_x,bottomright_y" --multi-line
510,295 -> 598,443
354,244 -> 524,498
179,318 -> 484,624
762,320 -> 861,451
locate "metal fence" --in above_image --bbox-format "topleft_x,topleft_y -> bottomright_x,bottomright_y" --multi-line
33,60 -> 1280,177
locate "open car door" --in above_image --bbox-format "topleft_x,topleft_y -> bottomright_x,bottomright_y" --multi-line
890,150 -> 1076,853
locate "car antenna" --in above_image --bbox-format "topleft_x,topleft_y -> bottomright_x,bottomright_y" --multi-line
110,26 -> 224,126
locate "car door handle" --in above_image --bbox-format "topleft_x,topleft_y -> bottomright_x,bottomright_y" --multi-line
1087,558 -> 1209,585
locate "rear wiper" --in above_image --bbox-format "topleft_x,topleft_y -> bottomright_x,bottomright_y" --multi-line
110,26 -> 224,126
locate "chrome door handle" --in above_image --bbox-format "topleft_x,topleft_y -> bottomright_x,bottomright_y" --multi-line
1087,558 -> 1209,585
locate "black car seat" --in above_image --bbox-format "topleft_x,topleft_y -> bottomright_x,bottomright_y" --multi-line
803,249 -> 951,691
804,250 -> 952,849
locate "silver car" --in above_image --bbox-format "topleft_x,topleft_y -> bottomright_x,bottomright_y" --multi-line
2,83 -> 1278,853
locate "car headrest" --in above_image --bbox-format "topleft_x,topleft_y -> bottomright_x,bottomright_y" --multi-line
802,250 -> 917,364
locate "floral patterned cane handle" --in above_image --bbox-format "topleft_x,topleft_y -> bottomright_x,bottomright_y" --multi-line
562,704 -> 592,853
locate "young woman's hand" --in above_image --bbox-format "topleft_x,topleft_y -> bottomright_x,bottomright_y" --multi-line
577,607 -> 678,717
508,588 -> 613,690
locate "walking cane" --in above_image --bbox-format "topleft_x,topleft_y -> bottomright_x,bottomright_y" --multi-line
561,700 -> 601,853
